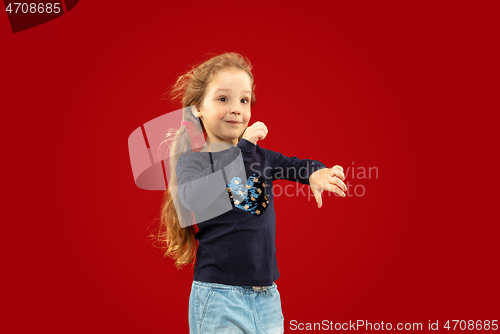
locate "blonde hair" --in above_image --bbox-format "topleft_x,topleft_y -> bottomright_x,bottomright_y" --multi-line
153,52 -> 256,269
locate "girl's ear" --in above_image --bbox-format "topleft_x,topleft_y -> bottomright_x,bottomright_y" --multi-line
191,105 -> 201,118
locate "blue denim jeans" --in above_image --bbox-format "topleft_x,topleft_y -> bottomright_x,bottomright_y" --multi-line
189,280 -> 284,334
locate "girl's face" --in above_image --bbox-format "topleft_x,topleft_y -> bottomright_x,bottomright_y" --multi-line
197,68 -> 252,146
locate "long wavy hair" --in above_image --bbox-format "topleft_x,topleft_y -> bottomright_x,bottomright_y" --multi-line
153,52 -> 257,269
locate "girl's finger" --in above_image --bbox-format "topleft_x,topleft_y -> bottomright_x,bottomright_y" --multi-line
323,181 -> 346,197
311,185 -> 323,208
263,123 -> 268,134
332,165 -> 344,172
328,175 -> 347,192
329,168 -> 345,181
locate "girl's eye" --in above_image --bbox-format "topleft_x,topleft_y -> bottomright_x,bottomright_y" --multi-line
219,96 -> 250,104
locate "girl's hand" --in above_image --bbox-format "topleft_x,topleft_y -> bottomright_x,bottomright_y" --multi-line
242,121 -> 268,145
309,165 -> 347,208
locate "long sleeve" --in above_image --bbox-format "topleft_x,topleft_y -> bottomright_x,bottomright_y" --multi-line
176,139 -> 256,212
262,148 -> 327,185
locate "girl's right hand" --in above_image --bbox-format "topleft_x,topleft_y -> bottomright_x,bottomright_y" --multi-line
242,121 -> 268,145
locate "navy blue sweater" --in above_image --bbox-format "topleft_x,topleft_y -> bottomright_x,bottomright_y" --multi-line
176,138 -> 327,286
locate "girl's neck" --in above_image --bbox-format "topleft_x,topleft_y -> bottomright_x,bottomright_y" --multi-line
200,140 -> 237,153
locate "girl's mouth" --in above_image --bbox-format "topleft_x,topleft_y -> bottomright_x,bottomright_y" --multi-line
225,121 -> 241,125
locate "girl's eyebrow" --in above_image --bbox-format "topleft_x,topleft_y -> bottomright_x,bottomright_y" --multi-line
214,88 -> 251,94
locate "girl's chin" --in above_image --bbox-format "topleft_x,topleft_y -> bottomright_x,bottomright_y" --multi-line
224,130 -> 243,137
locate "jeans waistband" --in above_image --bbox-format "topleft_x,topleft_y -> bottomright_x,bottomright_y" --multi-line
193,280 -> 276,292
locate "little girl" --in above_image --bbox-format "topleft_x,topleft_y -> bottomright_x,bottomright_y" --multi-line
159,52 -> 347,334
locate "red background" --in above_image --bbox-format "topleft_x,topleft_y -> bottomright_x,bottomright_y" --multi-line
2,1 -> 498,333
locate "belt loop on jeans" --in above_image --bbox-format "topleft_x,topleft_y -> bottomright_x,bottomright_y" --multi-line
252,286 -> 267,291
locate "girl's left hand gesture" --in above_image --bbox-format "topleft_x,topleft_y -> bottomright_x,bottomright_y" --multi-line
309,165 -> 347,208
